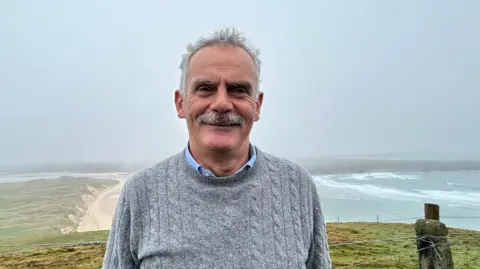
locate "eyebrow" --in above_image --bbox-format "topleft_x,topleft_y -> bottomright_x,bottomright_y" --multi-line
226,81 -> 252,89
192,80 -> 218,89
191,79 -> 254,94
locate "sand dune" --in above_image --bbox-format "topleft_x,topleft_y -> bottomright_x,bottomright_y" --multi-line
77,179 -> 125,232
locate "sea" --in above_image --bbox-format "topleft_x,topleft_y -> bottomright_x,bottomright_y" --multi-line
1,170 -> 479,230
0,172 -> 131,183
314,170 -> 480,230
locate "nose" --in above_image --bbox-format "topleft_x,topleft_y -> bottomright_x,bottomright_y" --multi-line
210,86 -> 233,113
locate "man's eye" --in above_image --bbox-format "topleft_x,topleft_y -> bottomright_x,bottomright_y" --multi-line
232,87 -> 248,94
197,86 -> 213,92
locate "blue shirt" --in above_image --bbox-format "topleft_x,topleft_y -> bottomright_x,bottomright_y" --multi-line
185,143 -> 257,176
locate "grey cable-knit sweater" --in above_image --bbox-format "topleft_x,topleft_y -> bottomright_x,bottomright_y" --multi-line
102,147 -> 331,269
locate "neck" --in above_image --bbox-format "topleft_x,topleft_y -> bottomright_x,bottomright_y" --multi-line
189,140 -> 250,177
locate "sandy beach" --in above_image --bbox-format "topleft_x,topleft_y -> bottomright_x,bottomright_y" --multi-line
77,178 -> 126,232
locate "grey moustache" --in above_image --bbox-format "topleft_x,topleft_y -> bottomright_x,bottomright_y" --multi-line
197,111 -> 245,126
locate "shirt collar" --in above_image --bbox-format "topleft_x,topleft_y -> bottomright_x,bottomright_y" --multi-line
185,143 -> 257,176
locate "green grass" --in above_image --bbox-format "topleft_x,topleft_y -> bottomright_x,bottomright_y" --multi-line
0,177 -> 118,253
0,244 -> 106,269
328,223 -> 480,268
0,223 -> 479,269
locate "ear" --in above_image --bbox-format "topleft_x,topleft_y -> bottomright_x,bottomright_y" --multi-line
254,91 -> 264,122
174,90 -> 186,119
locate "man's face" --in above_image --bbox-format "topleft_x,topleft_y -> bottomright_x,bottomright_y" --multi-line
175,45 -> 263,153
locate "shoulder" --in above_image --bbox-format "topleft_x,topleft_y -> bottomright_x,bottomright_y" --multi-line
257,147 -> 315,184
257,147 -> 321,209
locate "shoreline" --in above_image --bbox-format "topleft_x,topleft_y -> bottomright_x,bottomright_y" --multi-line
76,178 -> 126,233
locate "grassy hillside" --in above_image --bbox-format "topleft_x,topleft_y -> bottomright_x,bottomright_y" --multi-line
1,223 -> 479,269
0,177 -> 118,253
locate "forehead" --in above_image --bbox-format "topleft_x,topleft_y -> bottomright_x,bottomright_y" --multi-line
186,45 -> 258,85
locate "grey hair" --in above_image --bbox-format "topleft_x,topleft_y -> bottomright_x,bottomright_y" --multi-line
178,27 -> 261,97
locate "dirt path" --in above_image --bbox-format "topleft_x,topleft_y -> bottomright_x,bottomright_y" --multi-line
77,179 -> 125,232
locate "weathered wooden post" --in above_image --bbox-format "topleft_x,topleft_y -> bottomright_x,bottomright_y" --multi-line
415,203 -> 454,269
424,203 -> 440,220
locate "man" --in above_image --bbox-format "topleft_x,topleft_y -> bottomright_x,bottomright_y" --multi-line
102,27 -> 331,269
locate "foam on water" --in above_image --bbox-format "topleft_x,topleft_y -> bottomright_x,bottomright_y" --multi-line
415,190 -> 480,207
446,181 -> 480,191
314,176 -> 425,202
314,175 -> 480,207
329,172 -> 420,181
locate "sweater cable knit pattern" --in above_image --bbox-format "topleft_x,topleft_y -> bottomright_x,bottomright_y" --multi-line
287,162 -> 306,268
102,147 -> 331,269
248,179 -> 263,268
264,154 -> 286,268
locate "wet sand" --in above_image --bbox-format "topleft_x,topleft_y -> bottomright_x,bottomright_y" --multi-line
77,179 -> 125,232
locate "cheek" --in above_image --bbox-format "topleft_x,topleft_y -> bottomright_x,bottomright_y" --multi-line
237,102 -> 257,121
186,99 -> 207,119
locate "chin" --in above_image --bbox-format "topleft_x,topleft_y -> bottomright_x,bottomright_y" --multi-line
201,135 -> 240,151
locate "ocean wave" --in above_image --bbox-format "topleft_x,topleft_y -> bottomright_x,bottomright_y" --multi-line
328,172 -> 420,181
314,176 -> 425,202
446,182 -> 480,191
415,190 -> 480,207
314,176 -> 480,206
447,182 -> 465,187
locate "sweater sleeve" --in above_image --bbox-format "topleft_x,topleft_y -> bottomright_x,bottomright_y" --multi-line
102,180 -> 139,269
305,179 -> 332,269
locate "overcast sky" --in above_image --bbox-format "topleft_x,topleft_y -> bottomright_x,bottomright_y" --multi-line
1,0 -> 479,165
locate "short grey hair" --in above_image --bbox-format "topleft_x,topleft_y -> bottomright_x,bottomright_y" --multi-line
178,27 -> 261,97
